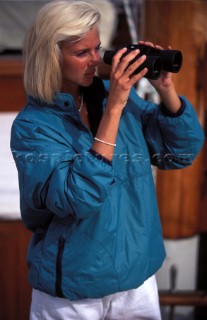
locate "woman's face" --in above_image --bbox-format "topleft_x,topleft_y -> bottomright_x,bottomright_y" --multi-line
60,27 -> 101,94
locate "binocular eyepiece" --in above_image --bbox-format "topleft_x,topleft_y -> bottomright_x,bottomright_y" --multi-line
103,44 -> 183,80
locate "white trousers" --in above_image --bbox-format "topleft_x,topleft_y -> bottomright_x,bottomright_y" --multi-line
30,275 -> 161,320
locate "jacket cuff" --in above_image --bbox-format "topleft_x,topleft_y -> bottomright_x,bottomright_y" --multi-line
89,149 -> 113,166
160,97 -> 186,118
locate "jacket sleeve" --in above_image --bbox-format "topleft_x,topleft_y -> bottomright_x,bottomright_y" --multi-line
129,87 -> 205,169
11,118 -> 114,220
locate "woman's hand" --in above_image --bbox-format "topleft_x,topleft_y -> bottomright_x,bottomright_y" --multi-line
138,40 -> 174,92
106,47 -> 148,112
138,40 -> 181,113
92,47 -> 148,160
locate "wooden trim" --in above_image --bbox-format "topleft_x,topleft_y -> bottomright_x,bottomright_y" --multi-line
0,58 -> 24,76
0,220 -> 32,320
0,58 -> 26,111
159,290 -> 207,306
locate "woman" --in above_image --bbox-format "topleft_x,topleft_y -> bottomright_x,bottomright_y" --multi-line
10,1 -> 204,319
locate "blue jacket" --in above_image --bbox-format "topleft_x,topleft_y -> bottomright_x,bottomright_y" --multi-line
11,77 -> 204,300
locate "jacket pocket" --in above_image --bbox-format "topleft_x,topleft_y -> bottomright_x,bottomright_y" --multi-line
55,236 -> 66,298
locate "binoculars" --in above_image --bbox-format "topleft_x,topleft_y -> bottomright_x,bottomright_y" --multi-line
103,44 -> 183,80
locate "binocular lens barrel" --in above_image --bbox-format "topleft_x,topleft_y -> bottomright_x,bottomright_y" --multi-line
142,56 -> 163,80
103,45 -> 183,80
158,50 -> 183,73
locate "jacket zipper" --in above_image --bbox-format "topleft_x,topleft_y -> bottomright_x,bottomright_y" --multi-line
55,236 -> 66,298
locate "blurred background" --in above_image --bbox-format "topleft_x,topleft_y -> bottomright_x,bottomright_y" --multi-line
0,1 -> 206,319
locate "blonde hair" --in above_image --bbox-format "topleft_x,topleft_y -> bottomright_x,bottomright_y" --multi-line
23,0 -> 101,103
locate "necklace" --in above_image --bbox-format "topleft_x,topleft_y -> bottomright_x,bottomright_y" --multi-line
78,93 -> 84,112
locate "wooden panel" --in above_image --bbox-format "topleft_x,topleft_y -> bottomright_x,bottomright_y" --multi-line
198,43 -> 207,233
0,58 -> 26,111
159,290 -> 207,306
0,221 -> 32,320
143,0 -> 207,238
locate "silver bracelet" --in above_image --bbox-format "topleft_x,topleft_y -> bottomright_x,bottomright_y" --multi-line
94,137 -> 116,147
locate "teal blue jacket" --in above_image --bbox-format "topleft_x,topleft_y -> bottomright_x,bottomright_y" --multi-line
10,77 -> 204,300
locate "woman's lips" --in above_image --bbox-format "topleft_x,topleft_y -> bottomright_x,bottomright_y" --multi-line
85,73 -> 95,78
85,69 -> 96,77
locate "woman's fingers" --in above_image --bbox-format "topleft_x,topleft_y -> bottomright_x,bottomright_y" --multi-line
139,40 -> 172,51
111,48 -> 139,75
154,45 -> 163,50
111,47 -> 127,72
111,48 -> 147,80
124,54 -> 147,79
138,40 -> 154,48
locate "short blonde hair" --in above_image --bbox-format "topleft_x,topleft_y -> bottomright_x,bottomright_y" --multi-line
23,0 -> 101,103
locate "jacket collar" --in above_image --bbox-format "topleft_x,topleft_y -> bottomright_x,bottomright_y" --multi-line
27,76 -> 106,136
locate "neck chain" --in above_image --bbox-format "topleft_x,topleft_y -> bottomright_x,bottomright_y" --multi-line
78,93 -> 84,112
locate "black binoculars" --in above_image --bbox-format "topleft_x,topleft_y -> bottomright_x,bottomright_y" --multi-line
103,44 -> 183,80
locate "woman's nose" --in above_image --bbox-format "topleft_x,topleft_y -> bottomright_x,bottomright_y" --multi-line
89,51 -> 100,65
